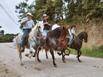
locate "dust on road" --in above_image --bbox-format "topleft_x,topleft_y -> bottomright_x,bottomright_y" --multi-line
0,43 -> 103,77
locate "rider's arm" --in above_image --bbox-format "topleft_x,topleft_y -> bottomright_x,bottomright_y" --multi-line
20,20 -> 28,26
20,18 -> 28,28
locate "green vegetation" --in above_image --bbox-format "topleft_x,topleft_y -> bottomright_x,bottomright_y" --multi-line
15,0 -> 103,24
67,45 -> 103,58
0,34 -> 14,42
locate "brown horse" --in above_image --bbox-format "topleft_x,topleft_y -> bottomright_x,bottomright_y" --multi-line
59,31 -> 88,62
36,27 -> 68,67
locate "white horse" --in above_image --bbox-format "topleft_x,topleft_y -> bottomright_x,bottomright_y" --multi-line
14,23 -> 41,65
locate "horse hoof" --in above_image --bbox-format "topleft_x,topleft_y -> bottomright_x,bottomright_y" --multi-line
57,52 -> 62,56
38,60 -> 42,63
32,55 -> 35,57
78,59 -> 82,62
20,63 -> 24,66
63,61 -> 66,63
79,60 -> 82,62
54,64 -> 57,67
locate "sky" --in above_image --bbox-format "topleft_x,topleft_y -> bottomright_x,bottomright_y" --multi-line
0,0 -> 33,34
0,0 -> 103,34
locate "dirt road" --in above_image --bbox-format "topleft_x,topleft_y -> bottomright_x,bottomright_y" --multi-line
0,43 -> 103,77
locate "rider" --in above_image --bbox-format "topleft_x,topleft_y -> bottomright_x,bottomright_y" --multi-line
68,25 -> 76,47
20,12 -> 35,51
39,14 -> 51,39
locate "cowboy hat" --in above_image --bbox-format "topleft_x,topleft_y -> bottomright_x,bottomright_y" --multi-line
26,12 -> 33,17
42,14 -> 48,17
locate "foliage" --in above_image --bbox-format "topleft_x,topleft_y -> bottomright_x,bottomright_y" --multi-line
15,0 -> 103,24
0,34 -> 15,42
15,0 -> 35,21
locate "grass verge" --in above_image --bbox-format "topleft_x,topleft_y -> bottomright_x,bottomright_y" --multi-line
66,45 -> 103,58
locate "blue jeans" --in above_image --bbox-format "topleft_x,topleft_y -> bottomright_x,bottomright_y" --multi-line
21,29 -> 31,48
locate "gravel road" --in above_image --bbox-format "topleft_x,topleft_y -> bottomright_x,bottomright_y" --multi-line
0,43 -> 103,77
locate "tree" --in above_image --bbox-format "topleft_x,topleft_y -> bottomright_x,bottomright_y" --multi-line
15,0 -> 35,21
15,0 -> 103,24
34,0 -> 64,22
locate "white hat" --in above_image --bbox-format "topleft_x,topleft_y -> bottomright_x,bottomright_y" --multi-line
43,14 -> 48,17
26,12 -> 33,17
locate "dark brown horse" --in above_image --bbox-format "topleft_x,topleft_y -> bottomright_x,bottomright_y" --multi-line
36,27 -> 68,67
59,31 -> 88,62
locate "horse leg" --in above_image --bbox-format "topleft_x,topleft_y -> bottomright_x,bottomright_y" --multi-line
33,47 -> 38,57
50,49 -> 57,67
17,44 -> 23,65
37,47 -> 41,62
57,51 -> 62,56
77,50 -> 82,62
19,51 -> 23,66
61,49 -> 66,63
45,50 -> 48,59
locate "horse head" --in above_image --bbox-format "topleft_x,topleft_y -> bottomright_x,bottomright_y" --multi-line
78,32 -> 88,43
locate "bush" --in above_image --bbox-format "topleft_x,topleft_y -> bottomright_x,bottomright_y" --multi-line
92,45 -> 103,52
0,34 -> 14,42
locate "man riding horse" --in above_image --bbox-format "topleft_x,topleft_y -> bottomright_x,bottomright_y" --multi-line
38,14 -> 51,39
20,12 -> 35,51
68,25 -> 76,47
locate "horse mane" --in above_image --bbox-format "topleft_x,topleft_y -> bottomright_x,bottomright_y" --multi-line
48,27 -> 61,38
77,31 -> 87,39
29,23 -> 40,38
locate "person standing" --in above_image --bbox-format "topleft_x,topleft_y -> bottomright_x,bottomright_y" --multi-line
20,12 -> 34,51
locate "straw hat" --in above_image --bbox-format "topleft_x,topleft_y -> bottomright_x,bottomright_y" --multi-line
26,12 -> 33,17
42,14 -> 48,17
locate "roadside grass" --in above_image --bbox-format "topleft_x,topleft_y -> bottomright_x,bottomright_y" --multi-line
66,45 -> 103,58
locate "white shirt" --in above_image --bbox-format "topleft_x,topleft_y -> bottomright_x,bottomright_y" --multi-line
68,27 -> 76,36
21,18 -> 34,29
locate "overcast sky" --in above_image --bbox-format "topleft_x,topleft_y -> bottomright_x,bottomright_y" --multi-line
0,0 -> 33,34
0,0 -> 103,34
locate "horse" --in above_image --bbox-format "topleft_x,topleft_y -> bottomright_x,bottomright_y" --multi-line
34,23 -> 61,61
36,26 -> 68,67
59,31 -> 88,62
14,23 -> 42,65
